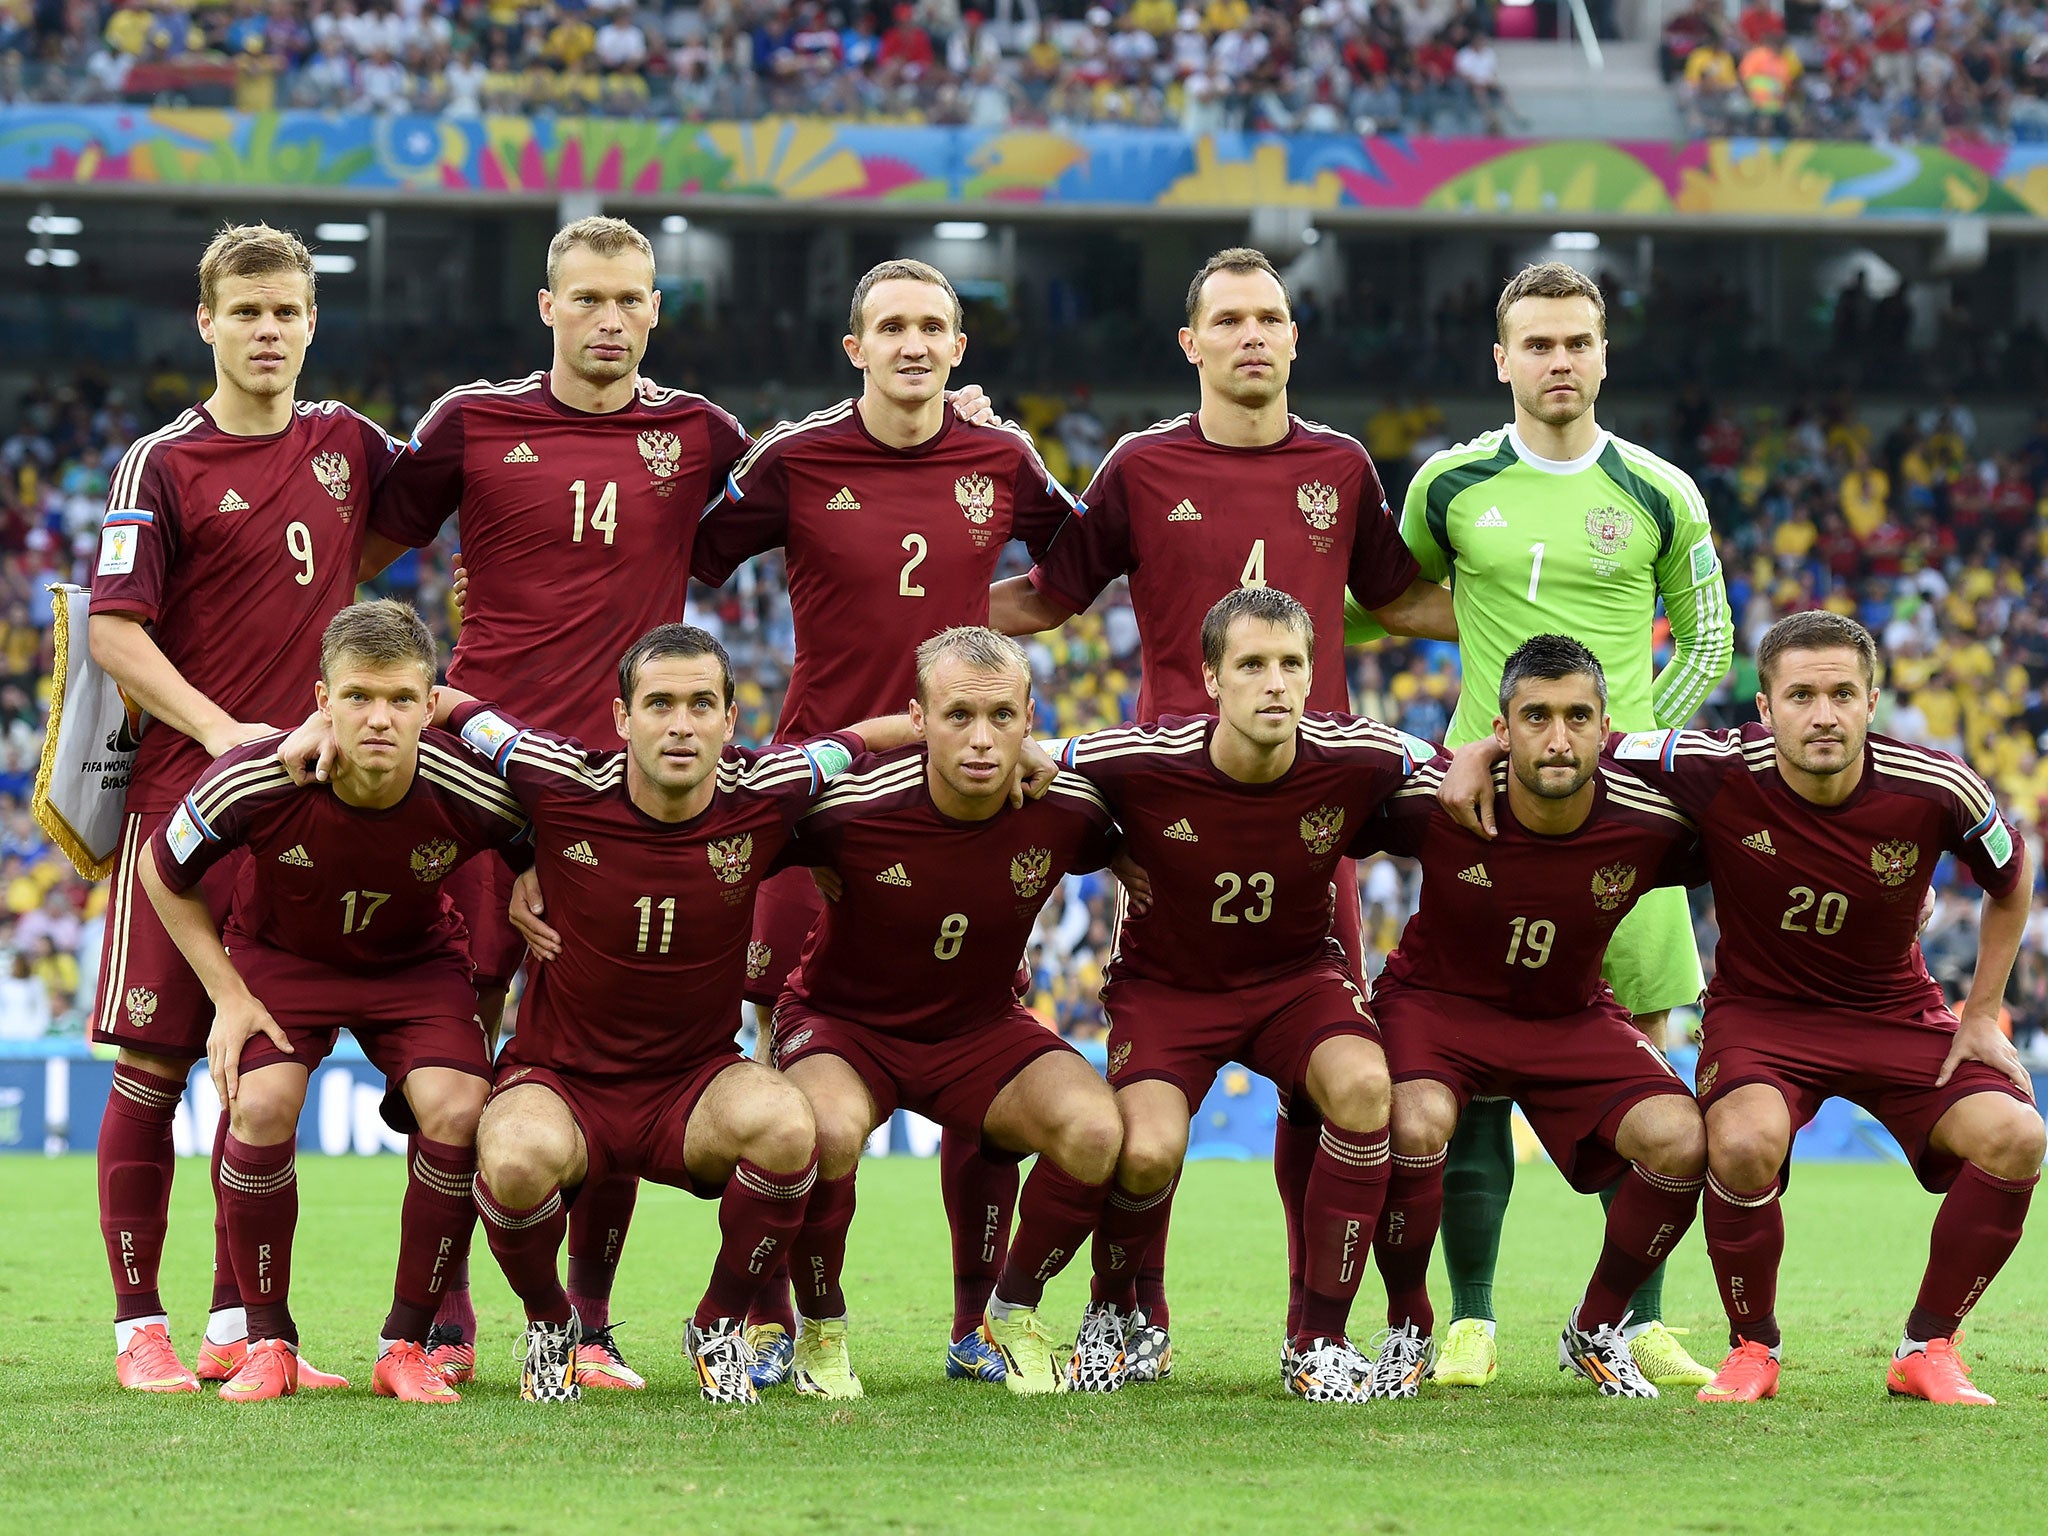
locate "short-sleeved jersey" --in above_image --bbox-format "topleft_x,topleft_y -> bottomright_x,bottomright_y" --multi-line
781,746 -> 1118,1039
150,729 -> 528,973
451,700 -> 857,1076
1028,414 -> 1419,719
1395,426 -> 1732,746
693,401 -> 1076,742
1058,711 -> 1419,991
372,372 -> 749,741
1607,724 -> 2025,1016
91,402 -> 401,813
1359,756 -> 1703,1016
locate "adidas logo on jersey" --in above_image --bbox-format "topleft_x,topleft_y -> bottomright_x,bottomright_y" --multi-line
1163,818 -> 1199,842
1475,506 -> 1507,528
1166,500 -> 1202,522
876,863 -> 912,887
827,487 -> 861,510
503,442 -> 539,464
218,488 -> 250,513
1741,830 -> 1776,856
1457,863 -> 1492,887
277,845 -> 313,868
562,841 -> 599,867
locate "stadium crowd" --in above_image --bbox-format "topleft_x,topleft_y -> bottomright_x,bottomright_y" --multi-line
1,367 -> 2046,1050
1661,0 -> 2048,142
0,0 -> 1516,134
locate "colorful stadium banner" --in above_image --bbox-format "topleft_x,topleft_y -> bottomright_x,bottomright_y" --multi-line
5,108 -> 2048,217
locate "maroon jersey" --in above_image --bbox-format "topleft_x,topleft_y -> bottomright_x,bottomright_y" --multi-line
372,372 -> 749,741
1059,712 -> 1417,991
1026,414 -> 1418,718
1607,724 -> 2025,1016
1360,756 -> 1703,1017
781,746 -> 1117,1039
451,700 -> 859,1076
149,730 -> 528,973
91,402 -> 400,814
693,401 -> 1075,741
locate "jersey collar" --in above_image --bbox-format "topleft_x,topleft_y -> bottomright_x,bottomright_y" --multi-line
1505,422 -> 1609,476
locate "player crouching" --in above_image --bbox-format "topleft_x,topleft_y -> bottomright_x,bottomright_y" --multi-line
140,602 -> 531,1402
772,629 -> 1124,1396
451,626 -> 922,1402
1361,638 -> 1708,1400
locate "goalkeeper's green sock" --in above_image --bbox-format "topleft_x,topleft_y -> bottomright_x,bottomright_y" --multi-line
1441,1100 -> 1516,1324
1599,1177 -> 1667,1327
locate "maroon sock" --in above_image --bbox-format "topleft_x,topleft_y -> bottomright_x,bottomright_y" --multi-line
474,1173 -> 571,1325
746,1254 -> 801,1333
696,1156 -> 819,1329
1297,1122 -> 1391,1344
208,1113 -> 240,1315
431,1257 -> 475,1343
1136,1198 -> 1172,1325
383,1136 -> 477,1345
1579,1163 -> 1703,1330
1091,1177 -> 1175,1311
1906,1163 -> 2038,1342
1704,1172 -> 1783,1348
220,1133 -> 299,1345
791,1171 -> 857,1320
98,1062 -> 183,1322
565,1173 -> 638,1332
1375,1147 -> 1446,1335
1274,1108 -> 1319,1339
941,1129 -> 1019,1340
995,1160 -> 1110,1308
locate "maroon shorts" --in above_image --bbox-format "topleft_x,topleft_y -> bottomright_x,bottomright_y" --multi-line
771,997 -> 1071,1138
489,1049 -> 743,1196
1698,995 -> 2036,1193
90,810 -> 250,1058
444,849 -> 526,993
1100,955 -> 1379,1109
744,866 -> 824,1008
1375,979 -> 1692,1193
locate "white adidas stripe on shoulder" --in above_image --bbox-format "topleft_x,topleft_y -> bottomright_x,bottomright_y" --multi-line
1294,417 -> 1370,456
804,758 -> 925,814
728,399 -> 857,483
1045,775 -> 1111,812
984,418 -> 1081,509
420,741 -> 528,821
1870,746 -> 1993,819
191,756 -> 294,821
111,409 -> 207,511
1411,427 -> 1509,485
1086,414 -> 1194,486
405,371 -> 547,445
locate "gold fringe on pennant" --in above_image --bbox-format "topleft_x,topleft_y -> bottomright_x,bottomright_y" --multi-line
31,584 -> 119,879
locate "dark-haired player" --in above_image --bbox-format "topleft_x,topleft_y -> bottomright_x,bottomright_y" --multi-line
1446,610 -> 2040,1404
989,246 -> 1456,1377
89,222 -> 398,1392
1054,588 -> 1424,1401
441,624 -> 923,1403
770,627 -> 1122,1396
138,602 -> 529,1402
1355,636 -> 1706,1401
692,258 -> 1074,1385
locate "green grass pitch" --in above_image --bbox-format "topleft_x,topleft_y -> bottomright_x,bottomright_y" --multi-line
4,1155 -> 2046,1535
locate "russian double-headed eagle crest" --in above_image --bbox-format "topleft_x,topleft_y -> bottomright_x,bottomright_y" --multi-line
955,473 -> 996,526
1010,846 -> 1053,899
1299,804 -> 1346,856
1590,861 -> 1638,912
410,839 -> 459,883
1870,840 -> 1920,888
310,451 -> 352,502
1297,481 -> 1339,531
125,986 -> 159,1028
707,834 -> 754,885
638,430 -> 681,479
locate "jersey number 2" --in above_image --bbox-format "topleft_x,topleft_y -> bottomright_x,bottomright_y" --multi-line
899,534 -> 927,597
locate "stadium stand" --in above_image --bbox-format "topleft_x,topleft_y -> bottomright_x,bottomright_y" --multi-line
2,367 -> 2044,1053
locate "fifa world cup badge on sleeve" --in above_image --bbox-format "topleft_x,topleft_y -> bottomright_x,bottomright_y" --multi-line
808,740 -> 854,783
1978,815 -> 2015,868
166,802 -> 205,865
461,710 -> 522,767
98,523 -> 139,575
1689,536 -> 1720,585
1614,730 -> 1670,762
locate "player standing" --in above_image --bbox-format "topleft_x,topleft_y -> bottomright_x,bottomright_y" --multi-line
691,260 -> 1075,1384
1363,261 -> 1732,1389
1582,613 -> 2039,1404
444,624 -> 919,1402
770,628 -> 1123,1395
88,224 -> 396,1391
1053,589 -> 1421,1401
138,602 -> 528,1402
1355,636 -> 1707,1400
990,247 -> 1454,1377
361,216 -> 751,1389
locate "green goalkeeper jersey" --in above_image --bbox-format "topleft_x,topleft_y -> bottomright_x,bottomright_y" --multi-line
1350,425 -> 1733,747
